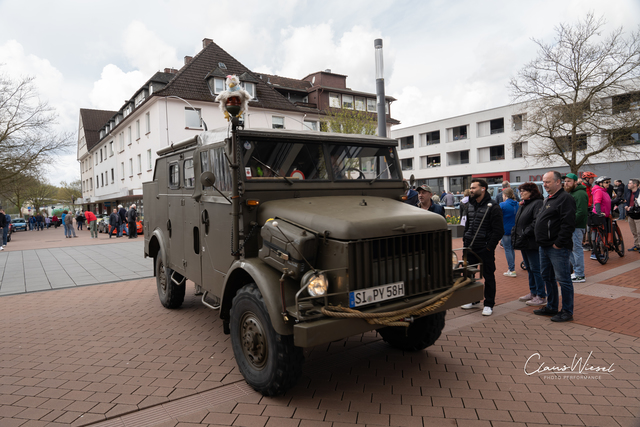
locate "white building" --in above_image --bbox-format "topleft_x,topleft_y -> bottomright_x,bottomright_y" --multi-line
392,87 -> 640,194
78,38 -> 398,215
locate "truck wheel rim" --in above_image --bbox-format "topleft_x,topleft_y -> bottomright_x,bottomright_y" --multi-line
240,312 -> 267,369
159,263 -> 167,293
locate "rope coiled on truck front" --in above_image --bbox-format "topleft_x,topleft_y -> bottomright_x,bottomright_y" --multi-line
320,277 -> 472,327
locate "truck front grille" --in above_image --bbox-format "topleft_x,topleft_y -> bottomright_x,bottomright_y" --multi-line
347,230 -> 452,297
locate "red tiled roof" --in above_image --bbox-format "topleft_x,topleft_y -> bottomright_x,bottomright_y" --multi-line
259,74 -> 312,92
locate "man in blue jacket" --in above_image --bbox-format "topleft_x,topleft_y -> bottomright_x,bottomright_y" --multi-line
533,171 -> 576,322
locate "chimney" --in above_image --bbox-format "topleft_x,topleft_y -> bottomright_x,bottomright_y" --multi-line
164,68 -> 178,74
202,38 -> 213,48
184,56 -> 193,65
324,69 -> 331,73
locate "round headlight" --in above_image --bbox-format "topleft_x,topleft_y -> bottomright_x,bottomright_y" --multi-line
303,271 -> 328,296
452,251 -> 459,268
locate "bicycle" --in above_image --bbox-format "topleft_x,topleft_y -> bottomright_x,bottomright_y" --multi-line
588,213 -> 624,265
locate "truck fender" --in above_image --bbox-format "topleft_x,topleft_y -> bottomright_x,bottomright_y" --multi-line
146,228 -> 168,276
221,259 -> 298,336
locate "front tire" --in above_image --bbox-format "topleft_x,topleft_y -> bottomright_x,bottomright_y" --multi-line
230,284 -> 303,396
378,311 -> 446,351
593,229 -> 609,265
156,251 -> 185,308
613,224 -> 625,257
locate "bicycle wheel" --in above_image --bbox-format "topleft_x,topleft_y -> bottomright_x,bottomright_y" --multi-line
593,228 -> 609,265
613,223 -> 625,257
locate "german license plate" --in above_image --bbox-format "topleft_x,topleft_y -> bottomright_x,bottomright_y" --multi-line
349,282 -> 405,308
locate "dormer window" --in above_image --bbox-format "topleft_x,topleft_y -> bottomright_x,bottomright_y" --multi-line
149,84 -> 153,95
124,104 -> 133,117
242,82 -> 256,99
134,90 -> 146,107
213,77 -> 226,94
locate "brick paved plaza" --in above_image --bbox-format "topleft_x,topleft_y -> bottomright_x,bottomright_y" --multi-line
0,224 -> 638,426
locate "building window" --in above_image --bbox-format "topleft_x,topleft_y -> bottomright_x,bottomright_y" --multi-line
342,94 -> 354,109
401,158 -> 413,171
512,114 -> 525,131
213,77 -> 226,94
449,176 -> 471,194
137,154 -> 142,174
242,82 -> 256,98
100,174 -> 103,187
355,97 -> 365,111
126,126 -> 132,145
478,118 -> 505,137
121,162 -> 125,180
612,91 -> 640,114
490,145 -> 505,161
609,128 -> 640,146
329,93 -> 341,108
129,158 -> 133,177
145,112 -> 150,134
136,120 -> 140,139
119,133 -> 124,151
111,168 -> 114,183
124,104 -> 132,117
185,107 -> 202,128
555,134 -> 588,152
104,172 -> 107,186
304,120 -> 317,131
95,155 -> 98,166
184,159 -> 195,188
367,98 -> 376,112
272,116 -> 284,129
421,130 -> 440,146
513,141 -> 527,158
447,150 -> 469,165
100,149 -> 103,163
89,177 -> 92,190
447,125 -> 468,141
109,141 -> 114,156
426,154 -> 441,168
147,149 -> 152,170
399,136 -> 414,150
134,90 -> 146,107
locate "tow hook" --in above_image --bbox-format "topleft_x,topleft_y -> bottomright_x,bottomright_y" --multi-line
403,316 -> 415,323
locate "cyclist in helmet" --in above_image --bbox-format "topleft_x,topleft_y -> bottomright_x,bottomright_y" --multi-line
581,172 -> 597,207
590,176 -> 612,260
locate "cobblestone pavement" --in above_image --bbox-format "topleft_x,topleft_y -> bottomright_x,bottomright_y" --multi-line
0,221 -> 638,426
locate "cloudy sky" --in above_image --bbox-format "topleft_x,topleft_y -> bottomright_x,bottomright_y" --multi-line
1,0 -> 638,185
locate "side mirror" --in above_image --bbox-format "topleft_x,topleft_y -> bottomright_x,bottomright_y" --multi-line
200,171 -> 216,187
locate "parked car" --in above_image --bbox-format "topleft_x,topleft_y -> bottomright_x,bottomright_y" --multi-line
11,218 -> 27,232
95,214 -> 109,232
104,221 -> 143,236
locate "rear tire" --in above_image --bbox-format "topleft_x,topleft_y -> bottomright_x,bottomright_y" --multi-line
156,251 -> 185,308
378,311 -> 446,351
230,283 -> 303,396
593,229 -> 609,265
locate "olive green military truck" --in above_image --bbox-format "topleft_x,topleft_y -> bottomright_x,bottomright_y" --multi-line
143,121 -> 483,396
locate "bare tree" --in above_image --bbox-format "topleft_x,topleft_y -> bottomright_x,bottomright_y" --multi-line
58,179 -> 82,210
25,179 -> 58,212
510,13 -> 640,174
0,173 -> 37,214
0,67 -> 73,185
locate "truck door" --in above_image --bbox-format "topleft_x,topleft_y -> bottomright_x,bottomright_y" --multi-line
167,160 -> 185,273
182,157 -> 202,282
198,146 -> 234,296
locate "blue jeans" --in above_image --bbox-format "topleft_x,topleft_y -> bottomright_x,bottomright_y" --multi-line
539,246 -> 574,314
119,223 -> 125,237
63,223 -> 69,237
502,235 -> 515,271
521,249 -> 545,298
2,226 -> 7,246
569,228 -> 585,277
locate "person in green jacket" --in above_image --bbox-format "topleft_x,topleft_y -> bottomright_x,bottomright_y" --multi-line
563,173 -> 588,282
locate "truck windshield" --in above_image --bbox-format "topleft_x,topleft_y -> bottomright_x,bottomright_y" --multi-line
328,144 -> 400,181
241,139 -> 400,182
242,140 -> 328,181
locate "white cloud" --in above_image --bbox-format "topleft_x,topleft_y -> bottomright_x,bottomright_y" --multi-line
122,21 -> 180,76
88,64 -> 146,110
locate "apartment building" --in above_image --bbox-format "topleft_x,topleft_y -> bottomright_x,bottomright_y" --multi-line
392,87 -> 640,195
77,38 -> 399,215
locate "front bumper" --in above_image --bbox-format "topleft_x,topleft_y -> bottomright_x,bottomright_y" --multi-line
292,279 -> 484,347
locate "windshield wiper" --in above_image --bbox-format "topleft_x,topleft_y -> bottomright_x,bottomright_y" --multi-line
251,156 -> 293,185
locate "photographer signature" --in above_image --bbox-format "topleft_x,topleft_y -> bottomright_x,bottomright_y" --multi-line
524,351 -> 615,376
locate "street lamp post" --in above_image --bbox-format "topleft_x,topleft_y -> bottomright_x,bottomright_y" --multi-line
374,39 -> 386,138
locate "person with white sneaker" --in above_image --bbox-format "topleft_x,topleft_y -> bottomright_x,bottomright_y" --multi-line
563,173 -> 588,283
460,179 -> 504,316
499,188 -> 519,278
512,183 -> 546,306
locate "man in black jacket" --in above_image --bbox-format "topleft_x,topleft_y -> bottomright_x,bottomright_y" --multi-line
127,204 -> 138,238
533,171 -> 576,322
461,178 -> 503,316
